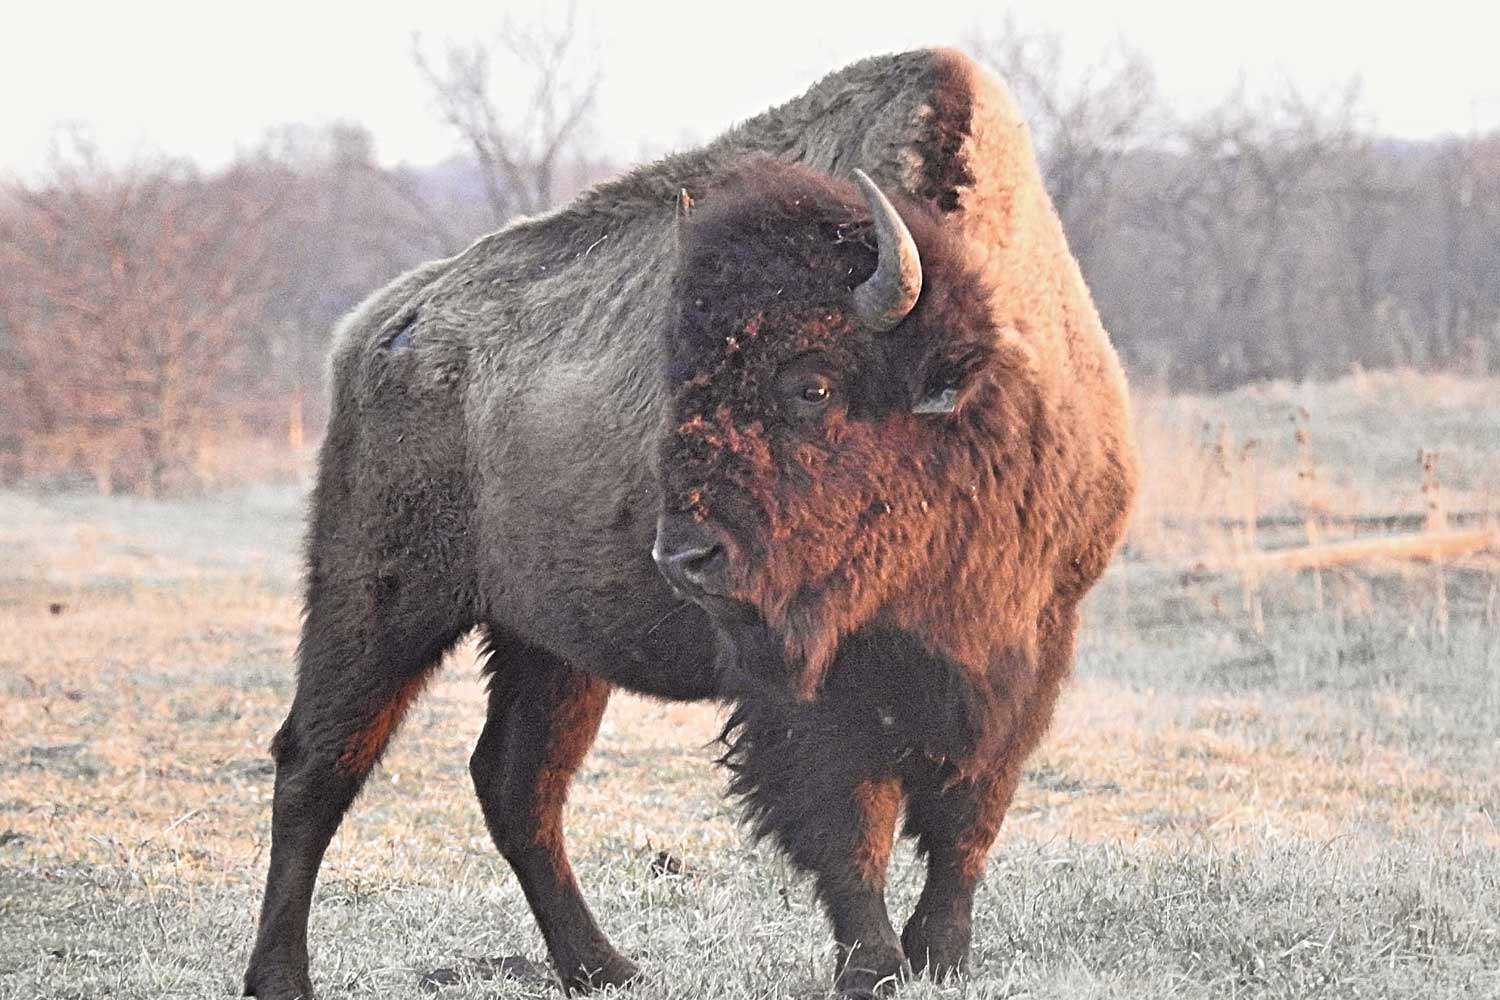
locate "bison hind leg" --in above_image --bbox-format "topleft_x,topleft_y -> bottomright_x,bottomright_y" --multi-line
467,632 -> 640,993
244,590 -> 471,999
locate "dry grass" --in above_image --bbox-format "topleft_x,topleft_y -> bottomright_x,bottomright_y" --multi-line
1128,369 -> 1500,562
3,373 -> 1499,999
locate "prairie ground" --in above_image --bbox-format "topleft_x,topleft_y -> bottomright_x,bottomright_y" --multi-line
2,371 -> 1498,999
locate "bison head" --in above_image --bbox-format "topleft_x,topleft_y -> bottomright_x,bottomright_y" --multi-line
655,161 -> 1044,699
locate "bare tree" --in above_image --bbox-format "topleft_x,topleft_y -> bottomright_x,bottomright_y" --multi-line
1425,132 -> 1500,367
414,3 -> 601,226
1143,82 -> 1365,384
1324,134 -> 1411,368
0,139 -> 279,493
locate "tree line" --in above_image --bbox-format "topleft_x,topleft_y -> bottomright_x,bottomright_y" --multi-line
973,23 -> 1500,390
2,17 -> 1496,492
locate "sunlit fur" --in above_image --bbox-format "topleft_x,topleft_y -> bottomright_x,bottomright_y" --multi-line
664,162 -> 1018,700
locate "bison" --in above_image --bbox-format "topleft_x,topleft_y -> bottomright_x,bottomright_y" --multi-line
244,48 -> 1136,999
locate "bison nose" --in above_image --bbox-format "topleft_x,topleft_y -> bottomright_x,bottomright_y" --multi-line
652,516 -> 730,597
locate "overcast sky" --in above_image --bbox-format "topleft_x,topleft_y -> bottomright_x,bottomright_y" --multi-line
5,0 -> 1499,177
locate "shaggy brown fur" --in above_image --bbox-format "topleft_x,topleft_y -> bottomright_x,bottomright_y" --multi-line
664,164 -> 1018,698
243,48 -> 1136,1000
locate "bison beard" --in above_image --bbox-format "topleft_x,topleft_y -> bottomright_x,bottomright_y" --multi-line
244,49 -> 1136,1000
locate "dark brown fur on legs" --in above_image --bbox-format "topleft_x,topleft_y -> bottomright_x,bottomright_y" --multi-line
720,693 -> 910,997
898,767 -> 1014,980
899,607 -> 1079,981
715,618 -> 1076,994
244,595 -> 468,1000
470,635 -> 640,993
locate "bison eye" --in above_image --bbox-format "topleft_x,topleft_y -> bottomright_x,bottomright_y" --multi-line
785,375 -> 835,418
774,359 -> 840,422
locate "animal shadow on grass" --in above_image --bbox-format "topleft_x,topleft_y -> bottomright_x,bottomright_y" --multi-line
418,954 -> 555,993
420,849 -> 695,993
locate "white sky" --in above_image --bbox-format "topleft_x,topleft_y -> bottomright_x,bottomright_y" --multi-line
5,0 -> 1499,177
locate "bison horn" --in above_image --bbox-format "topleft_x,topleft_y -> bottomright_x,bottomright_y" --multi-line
851,169 -> 922,332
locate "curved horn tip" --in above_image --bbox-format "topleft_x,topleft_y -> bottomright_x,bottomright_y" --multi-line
850,170 -> 922,333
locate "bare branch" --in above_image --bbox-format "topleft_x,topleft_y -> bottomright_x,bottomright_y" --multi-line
413,3 -> 600,226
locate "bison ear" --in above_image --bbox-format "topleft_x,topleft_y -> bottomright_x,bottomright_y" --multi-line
913,345 -> 996,416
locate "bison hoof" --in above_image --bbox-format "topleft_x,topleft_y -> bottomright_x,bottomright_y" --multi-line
834,942 -> 910,998
901,914 -> 971,981
559,952 -> 643,994
242,963 -> 314,1000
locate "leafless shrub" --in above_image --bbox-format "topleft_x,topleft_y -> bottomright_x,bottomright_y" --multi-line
0,138 -> 280,494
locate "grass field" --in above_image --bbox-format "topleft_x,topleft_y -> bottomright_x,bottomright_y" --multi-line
2,371 -> 1498,999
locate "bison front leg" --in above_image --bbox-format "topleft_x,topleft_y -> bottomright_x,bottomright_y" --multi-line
724,708 -> 908,997
901,612 -> 1077,981
470,637 -> 640,994
898,765 -> 1017,981
822,775 -> 909,998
